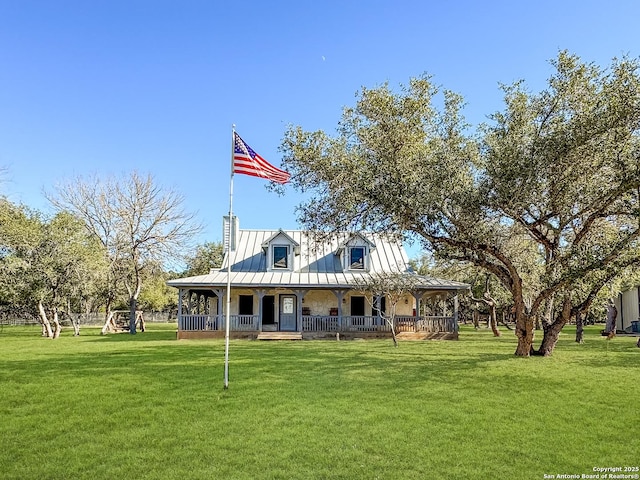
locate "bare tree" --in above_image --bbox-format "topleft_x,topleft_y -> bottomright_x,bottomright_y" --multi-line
49,172 -> 202,333
353,271 -> 420,347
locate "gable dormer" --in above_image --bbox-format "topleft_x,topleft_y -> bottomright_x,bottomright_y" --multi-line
262,230 -> 300,272
335,233 -> 376,272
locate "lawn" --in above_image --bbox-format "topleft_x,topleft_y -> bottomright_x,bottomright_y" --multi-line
0,324 -> 638,480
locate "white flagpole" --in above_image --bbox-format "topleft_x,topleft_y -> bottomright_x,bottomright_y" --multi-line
224,124 -> 235,389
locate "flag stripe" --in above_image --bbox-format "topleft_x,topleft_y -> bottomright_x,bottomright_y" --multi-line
232,133 -> 290,184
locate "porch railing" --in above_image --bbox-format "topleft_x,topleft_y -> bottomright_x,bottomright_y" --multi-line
179,314 -> 259,331
179,314 -> 456,333
302,315 -> 340,332
396,315 -> 458,333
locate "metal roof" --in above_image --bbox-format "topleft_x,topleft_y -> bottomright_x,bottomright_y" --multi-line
167,229 -> 469,292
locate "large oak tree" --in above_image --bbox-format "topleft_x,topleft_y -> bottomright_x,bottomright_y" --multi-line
0,200 -> 107,337
279,52 -> 640,356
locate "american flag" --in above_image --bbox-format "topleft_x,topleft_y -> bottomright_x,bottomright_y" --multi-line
232,133 -> 290,184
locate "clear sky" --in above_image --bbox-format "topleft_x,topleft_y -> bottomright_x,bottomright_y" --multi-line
1,0 -> 638,259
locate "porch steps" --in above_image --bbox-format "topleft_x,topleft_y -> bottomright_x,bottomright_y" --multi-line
257,332 -> 303,341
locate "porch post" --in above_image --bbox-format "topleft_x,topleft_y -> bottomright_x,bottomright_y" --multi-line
453,294 -> 459,333
331,290 -> 346,330
177,288 -> 184,330
412,291 -> 423,317
292,289 -> 308,333
212,288 -> 224,329
255,289 -> 267,331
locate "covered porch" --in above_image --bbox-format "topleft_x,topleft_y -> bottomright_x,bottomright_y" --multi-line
174,286 -> 462,340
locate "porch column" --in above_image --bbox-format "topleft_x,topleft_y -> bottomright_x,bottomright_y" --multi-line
292,289 -> 308,333
412,291 -> 424,317
453,294 -> 459,333
177,288 -> 184,329
212,288 -> 224,329
217,288 -> 228,330
255,289 -> 267,331
331,290 -> 347,330
412,290 -> 424,333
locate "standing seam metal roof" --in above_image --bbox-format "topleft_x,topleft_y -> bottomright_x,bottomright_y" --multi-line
167,229 -> 469,292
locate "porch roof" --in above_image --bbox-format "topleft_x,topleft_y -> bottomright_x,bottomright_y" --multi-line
167,270 -> 469,292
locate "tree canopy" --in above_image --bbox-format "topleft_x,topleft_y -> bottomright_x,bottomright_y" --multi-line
0,199 -> 107,336
279,51 -> 640,356
48,171 -> 202,333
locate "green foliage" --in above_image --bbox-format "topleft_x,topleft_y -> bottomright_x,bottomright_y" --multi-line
0,325 -> 638,479
49,172 -> 202,331
0,199 -> 108,313
281,51 -> 640,354
182,241 -> 224,277
137,268 -> 176,312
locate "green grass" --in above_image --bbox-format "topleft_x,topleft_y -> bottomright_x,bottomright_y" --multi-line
0,324 -> 638,480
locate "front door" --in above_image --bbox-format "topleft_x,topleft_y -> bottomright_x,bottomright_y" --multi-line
279,295 -> 297,331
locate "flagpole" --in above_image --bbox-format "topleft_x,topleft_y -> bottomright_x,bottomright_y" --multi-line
224,124 -> 235,390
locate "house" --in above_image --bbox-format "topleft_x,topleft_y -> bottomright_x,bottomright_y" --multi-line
167,217 -> 469,340
614,286 -> 640,333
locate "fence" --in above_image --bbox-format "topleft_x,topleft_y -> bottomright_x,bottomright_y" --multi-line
0,311 -> 176,327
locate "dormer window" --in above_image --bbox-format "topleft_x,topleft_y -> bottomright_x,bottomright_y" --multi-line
273,245 -> 290,269
349,247 -> 365,270
262,230 -> 299,272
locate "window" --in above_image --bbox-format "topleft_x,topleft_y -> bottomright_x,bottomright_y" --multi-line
351,296 -> 366,316
238,295 -> 254,315
349,247 -> 365,270
273,245 -> 289,269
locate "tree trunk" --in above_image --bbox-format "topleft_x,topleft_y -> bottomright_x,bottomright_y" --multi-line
536,297 -> 571,356
37,301 -> 53,338
129,297 -> 138,334
66,302 -> 81,336
575,311 -> 584,344
383,315 -> 398,348
537,321 -> 565,356
52,309 -> 61,339
514,312 -> 534,356
136,311 -> 145,332
489,305 -> 501,337
71,315 -> 80,336
605,302 -> 617,337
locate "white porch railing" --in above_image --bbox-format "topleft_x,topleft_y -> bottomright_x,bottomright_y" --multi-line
179,314 -> 259,331
343,315 -> 392,332
178,314 -> 456,333
396,315 -> 458,333
302,315 -> 340,332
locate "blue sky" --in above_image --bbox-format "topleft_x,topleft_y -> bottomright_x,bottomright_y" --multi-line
1,0 -> 639,259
